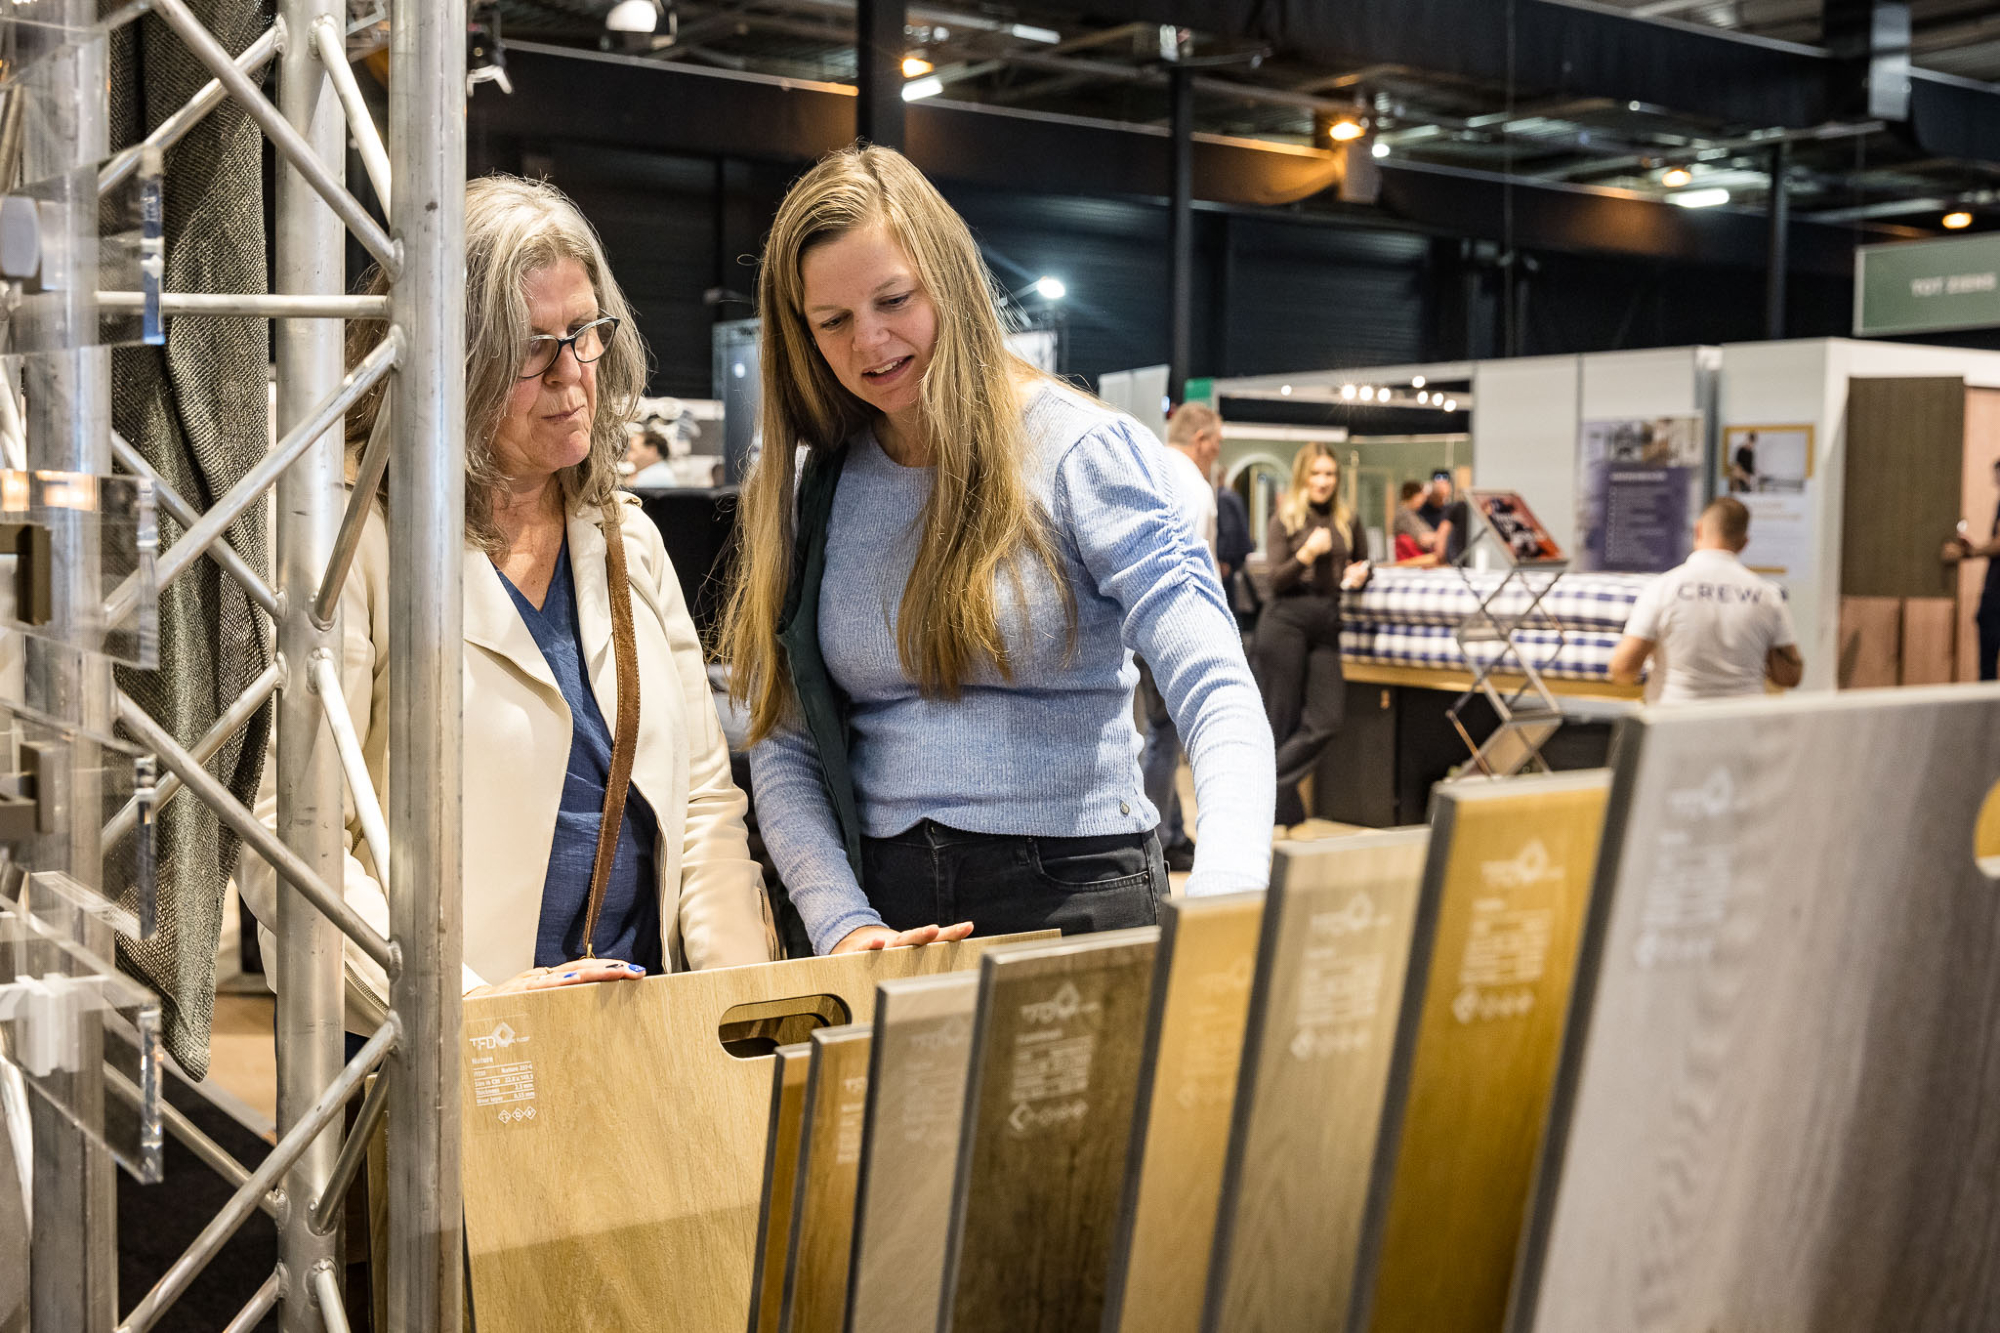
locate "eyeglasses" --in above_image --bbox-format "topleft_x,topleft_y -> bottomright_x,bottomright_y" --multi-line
518,316 -> 619,379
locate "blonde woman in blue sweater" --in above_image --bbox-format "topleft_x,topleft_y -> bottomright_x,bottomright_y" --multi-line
722,146 -> 1273,956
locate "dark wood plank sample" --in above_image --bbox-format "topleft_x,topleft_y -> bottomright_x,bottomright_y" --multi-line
845,972 -> 981,1333
1356,772 -> 1609,1333
1204,829 -> 1430,1333
749,1044 -> 812,1333
1512,687 -> 2000,1333
1843,376 -> 1965,600
1104,893 -> 1264,1333
939,928 -> 1160,1333
780,1025 -> 874,1333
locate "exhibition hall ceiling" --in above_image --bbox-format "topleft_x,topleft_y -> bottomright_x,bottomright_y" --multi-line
461,0 -> 2000,234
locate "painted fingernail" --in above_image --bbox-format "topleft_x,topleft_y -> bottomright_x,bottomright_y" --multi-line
625,963 -> 645,974
560,971 -> 577,980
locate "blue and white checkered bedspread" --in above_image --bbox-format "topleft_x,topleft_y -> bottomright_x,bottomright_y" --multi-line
1346,566 -> 1655,634
1340,624 -> 1624,682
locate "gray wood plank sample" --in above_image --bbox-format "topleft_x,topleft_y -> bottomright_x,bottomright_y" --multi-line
749,1044 -> 813,1333
939,928 -> 1160,1333
1203,829 -> 1431,1333
780,1025 -> 874,1333
1512,686 -> 2000,1333
845,972 -> 981,1333
1103,893 -> 1264,1333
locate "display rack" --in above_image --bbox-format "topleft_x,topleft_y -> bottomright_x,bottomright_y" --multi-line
0,2 -> 466,1330
1445,517 -> 1570,779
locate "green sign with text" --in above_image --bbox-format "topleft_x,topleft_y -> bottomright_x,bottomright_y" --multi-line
1856,233 -> 2000,337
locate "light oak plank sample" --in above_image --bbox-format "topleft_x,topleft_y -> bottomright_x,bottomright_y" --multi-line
1356,772 -> 1608,1333
461,935 -> 1049,1333
1103,893 -> 1264,1333
1203,828 -> 1430,1333
1901,597 -> 1956,686
750,1045 -> 813,1333
1837,596 -> 1901,689
780,1025 -> 874,1333
845,972 -> 981,1333
1512,687 -> 2000,1333
940,929 -> 1160,1333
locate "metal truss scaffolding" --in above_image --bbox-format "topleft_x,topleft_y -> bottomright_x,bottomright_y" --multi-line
1,0 -> 465,1330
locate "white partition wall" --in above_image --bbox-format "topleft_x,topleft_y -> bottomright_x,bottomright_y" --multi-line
1469,355 -> 1581,553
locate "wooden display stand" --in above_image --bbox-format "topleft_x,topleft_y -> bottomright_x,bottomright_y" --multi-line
748,1044 -> 811,1333
845,972 -> 981,1333
459,937 -> 1044,1333
778,1025 -> 873,1333
1355,771 -> 1609,1333
939,929 -> 1160,1333
1204,829 -> 1430,1332
1512,687 -> 2000,1331
1102,893 -> 1263,1333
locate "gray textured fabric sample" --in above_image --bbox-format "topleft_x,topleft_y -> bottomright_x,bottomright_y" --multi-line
107,0 -> 272,1079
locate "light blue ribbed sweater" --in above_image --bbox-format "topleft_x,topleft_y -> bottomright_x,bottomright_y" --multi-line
749,383 -> 1274,953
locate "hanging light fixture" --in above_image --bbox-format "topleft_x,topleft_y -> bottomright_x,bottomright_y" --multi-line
605,0 -> 661,33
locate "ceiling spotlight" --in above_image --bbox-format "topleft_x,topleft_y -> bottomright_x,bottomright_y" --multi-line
1661,166 -> 1693,188
901,74 -> 944,101
1328,117 -> 1367,143
1032,275 -> 1066,300
1340,384 -> 1357,401
1442,398 -> 1458,412
1417,390 -> 1430,404
1668,187 -> 1730,209
1371,141 -> 1390,159
902,55 -> 934,78
1359,386 -> 1376,402
1280,384 -> 1293,396
1944,211 -> 1974,230
605,0 -> 661,32
1410,374 -> 1426,388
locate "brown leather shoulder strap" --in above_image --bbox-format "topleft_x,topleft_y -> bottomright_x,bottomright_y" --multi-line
581,497 -> 642,959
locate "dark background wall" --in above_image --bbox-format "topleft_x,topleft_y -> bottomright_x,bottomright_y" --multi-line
467,128 -> 1859,401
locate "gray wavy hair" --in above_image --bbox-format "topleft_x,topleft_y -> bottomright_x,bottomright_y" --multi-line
345,174 -> 646,554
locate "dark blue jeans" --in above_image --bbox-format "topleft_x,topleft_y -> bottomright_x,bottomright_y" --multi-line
861,821 -> 1166,939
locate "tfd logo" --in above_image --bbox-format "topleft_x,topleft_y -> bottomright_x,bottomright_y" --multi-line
1481,838 -> 1561,890
469,1022 -> 529,1053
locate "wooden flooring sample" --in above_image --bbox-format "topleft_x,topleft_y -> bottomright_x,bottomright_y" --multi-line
1511,687 -> 2000,1333
1355,772 -> 1609,1333
1103,893 -> 1264,1333
1901,597 -> 1956,686
749,1045 -> 812,1333
1204,829 -> 1430,1333
845,972 -> 980,1333
460,934 -> 1050,1333
780,1025 -> 873,1333
939,928 -> 1160,1333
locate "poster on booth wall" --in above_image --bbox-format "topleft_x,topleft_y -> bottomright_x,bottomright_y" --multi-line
1575,415 -> 1706,573
1721,424 -> 1815,580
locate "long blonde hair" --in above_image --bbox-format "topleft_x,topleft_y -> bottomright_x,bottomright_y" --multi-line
1275,442 -> 1353,536
345,175 -> 644,553
721,145 -> 1072,743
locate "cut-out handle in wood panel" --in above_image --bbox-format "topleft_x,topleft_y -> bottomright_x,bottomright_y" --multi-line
1103,893 -> 1263,1333
844,972 -> 980,1333
1203,829 -> 1430,1333
1355,772 -> 1608,1333
779,1025 -> 872,1333
1512,690 -> 2000,1332
749,1044 -> 812,1333
460,934 -> 1051,1333
721,994 -> 854,1058
940,928 -> 1161,1333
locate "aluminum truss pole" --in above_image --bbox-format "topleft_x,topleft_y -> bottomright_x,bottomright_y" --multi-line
22,3 -> 117,1328
273,1 -> 351,1327
383,1 -> 466,1327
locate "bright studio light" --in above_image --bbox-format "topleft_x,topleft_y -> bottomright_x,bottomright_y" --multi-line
1280,384 -> 1293,396
1944,211 -> 1975,230
1033,275 -> 1066,300
1442,398 -> 1459,412
1661,166 -> 1693,187
1411,374 -> 1426,388
1359,386 -> 1376,402
605,0 -> 659,32
1668,187 -> 1731,209
1340,384 -> 1357,400
902,75 -> 944,101
1328,118 -> 1366,143
1417,390 -> 1430,404
902,55 -> 935,78
1371,141 -> 1390,159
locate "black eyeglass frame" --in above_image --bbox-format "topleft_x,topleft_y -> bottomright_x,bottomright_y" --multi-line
517,316 -> 621,379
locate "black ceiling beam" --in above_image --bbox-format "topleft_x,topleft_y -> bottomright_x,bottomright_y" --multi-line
480,44 -> 1863,274
1071,0 -> 2000,163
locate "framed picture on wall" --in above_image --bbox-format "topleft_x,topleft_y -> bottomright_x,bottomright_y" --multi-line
1470,489 -> 1565,564
1723,424 -> 1814,495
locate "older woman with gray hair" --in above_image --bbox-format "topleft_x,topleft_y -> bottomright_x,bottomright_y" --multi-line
241,175 -> 775,1029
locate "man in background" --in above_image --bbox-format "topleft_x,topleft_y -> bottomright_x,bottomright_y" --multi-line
1943,456 -> 2000,679
1393,480 -> 1441,564
1416,469 -> 1466,563
1143,402 -> 1225,872
1611,497 -> 1803,699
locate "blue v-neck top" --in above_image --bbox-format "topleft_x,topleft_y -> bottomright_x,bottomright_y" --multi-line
497,539 -> 665,973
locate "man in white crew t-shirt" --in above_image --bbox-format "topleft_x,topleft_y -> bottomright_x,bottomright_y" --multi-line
1610,496 -> 1804,702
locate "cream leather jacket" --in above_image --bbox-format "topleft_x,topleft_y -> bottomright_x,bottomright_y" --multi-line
240,493 -> 776,1029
